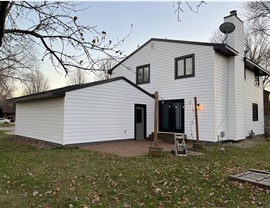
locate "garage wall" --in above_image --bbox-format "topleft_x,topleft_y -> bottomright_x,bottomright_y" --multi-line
63,79 -> 154,145
15,98 -> 64,144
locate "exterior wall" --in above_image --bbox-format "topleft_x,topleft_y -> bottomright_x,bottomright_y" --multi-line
111,40 -> 216,142
244,69 -> 264,136
63,79 -> 154,145
214,53 -> 229,141
15,98 -> 64,144
224,14 -> 245,140
214,56 -> 265,140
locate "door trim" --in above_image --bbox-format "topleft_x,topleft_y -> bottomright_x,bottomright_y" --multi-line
134,104 -> 147,140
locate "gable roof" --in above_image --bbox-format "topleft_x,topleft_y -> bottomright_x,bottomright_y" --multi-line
8,77 -> 154,103
244,58 -> 269,76
108,38 -> 239,75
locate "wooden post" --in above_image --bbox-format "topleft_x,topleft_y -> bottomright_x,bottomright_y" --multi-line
154,91 -> 159,147
194,96 -> 199,142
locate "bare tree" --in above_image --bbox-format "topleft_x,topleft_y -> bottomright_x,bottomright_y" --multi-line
0,34 -> 38,82
22,70 -> 50,95
173,1 -> 206,22
0,86 -> 13,102
243,1 -> 270,87
0,1 -> 131,76
245,32 -> 270,87
209,29 -> 225,44
244,1 -> 270,36
96,58 -> 118,81
66,68 -> 88,85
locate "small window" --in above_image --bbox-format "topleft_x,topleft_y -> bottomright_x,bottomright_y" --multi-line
253,103 -> 258,121
136,64 -> 150,84
175,54 -> 195,79
136,109 -> 142,123
255,74 -> 260,86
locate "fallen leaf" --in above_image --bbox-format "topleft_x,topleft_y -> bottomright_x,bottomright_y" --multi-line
69,187 -> 76,191
91,195 -> 100,203
32,190 -> 38,197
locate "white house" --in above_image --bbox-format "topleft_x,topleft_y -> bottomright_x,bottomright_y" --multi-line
10,77 -> 154,145
10,11 -> 269,144
109,10 -> 269,142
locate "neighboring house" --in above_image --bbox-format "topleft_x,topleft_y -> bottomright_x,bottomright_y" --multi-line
9,77 -> 154,145
0,103 -> 15,122
9,10 -> 269,145
109,11 -> 269,142
3,103 -> 15,122
264,90 -> 270,136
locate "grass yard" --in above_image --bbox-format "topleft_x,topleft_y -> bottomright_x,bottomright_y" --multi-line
0,124 -> 15,127
0,131 -> 270,208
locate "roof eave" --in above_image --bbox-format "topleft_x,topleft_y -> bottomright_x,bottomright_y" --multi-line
7,76 -> 154,103
8,93 -> 64,103
214,45 -> 238,57
244,58 -> 269,76
109,38 -> 239,75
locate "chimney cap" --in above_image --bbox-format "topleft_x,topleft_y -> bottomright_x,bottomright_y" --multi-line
230,10 -> 237,16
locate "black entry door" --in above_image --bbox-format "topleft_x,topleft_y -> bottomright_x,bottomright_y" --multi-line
159,99 -> 184,133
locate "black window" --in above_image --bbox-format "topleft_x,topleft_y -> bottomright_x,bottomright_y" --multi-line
255,74 -> 260,86
136,109 -> 142,123
136,64 -> 150,84
253,103 -> 258,121
159,99 -> 184,133
175,54 -> 195,79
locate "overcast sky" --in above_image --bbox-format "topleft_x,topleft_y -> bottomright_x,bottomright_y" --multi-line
41,1 -> 245,90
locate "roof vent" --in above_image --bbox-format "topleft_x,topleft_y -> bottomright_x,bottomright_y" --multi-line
230,10 -> 237,17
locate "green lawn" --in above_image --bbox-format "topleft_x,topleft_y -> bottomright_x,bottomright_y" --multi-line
0,124 -> 15,127
0,131 -> 270,208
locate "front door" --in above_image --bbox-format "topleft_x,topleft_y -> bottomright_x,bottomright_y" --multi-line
135,104 -> 146,140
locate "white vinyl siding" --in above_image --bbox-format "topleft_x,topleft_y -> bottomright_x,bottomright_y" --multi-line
225,15 -> 246,140
112,40 -> 215,141
214,54 -> 265,140
244,69 -> 264,136
15,98 -> 64,144
63,79 -> 154,145
214,53 -> 229,141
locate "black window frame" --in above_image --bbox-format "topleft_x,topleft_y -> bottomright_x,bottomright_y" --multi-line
254,73 -> 260,87
136,64 -> 150,84
175,54 -> 195,79
252,103 -> 258,121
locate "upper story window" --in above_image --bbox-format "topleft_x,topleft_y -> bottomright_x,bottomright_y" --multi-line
136,64 -> 150,84
175,54 -> 195,79
255,74 -> 260,86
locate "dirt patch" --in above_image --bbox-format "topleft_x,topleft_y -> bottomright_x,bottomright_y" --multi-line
10,136 -> 59,149
79,139 -> 200,157
9,136 -> 201,157
223,136 -> 267,148
79,139 -> 175,157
